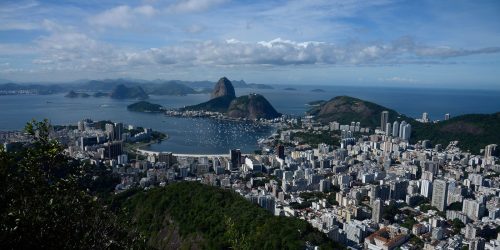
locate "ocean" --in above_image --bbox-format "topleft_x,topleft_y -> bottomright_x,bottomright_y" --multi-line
0,85 -> 499,153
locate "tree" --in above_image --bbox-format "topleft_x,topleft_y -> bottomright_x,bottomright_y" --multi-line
0,120 -> 141,249
452,218 -> 465,234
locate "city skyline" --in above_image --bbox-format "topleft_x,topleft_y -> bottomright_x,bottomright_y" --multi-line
0,0 -> 500,88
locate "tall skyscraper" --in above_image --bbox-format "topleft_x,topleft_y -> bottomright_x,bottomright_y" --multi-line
380,111 -> 389,132
372,199 -> 383,223
230,149 -> 242,169
276,144 -> 285,160
398,121 -> 407,138
420,179 -> 433,198
463,199 -> 485,221
444,113 -> 450,121
105,123 -> 115,141
385,122 -> 392,136
392,121 -> 399,137
431,179 -> 448,211
422,112 -> 429,123
484,144 -> 497,158
114,122 -> 123,141
402,123 -> 411,140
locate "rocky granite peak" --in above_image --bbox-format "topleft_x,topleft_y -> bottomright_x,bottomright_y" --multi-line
211,77 -> 236,99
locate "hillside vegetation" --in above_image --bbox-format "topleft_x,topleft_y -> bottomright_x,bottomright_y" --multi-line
127,101 -> 163,112
112,182 -> 343,250
308,96 -> 499,153
308,96 -> 407,127
411,112 -> 500,153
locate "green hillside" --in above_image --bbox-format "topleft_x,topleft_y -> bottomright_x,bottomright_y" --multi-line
112,182 -> 343,250
182,95 -> 235,113
127,101 -> 163,112
227,94 -> 281,119
308,96 -> 408,127
308,96 -> 499,153
411,113 -> 500,153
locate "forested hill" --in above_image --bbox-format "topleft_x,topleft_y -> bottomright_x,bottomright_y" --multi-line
307,96 -> 499,153
411,112 -> 500,153
111,182 -> 344,250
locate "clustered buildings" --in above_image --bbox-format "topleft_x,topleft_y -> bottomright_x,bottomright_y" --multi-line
1,113 -> 499,250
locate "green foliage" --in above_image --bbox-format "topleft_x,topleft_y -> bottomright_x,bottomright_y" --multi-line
401,217 -> 417,230
451,218 -> 465,234
326,193 -> 338,206
382,203 -> 401,223
409,235 -> 424,248
114,182 -> 344,249
299,191 -> 327,201
411,112 -> 500,153
447,202 -> 463,211
308,96 -> 408,128
183,95 -> 235,113
127,101 -> 163,112
419,203 -> 436,212
0,119 -> 141,249
291,131 -> 339,147
307,95 -> 500,153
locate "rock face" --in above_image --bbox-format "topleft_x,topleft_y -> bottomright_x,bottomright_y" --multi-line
211,77 -> 236,99
184,78 -> 281,119
227,93 -> 281,120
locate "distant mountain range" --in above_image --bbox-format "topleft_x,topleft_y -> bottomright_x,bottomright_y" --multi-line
0,78 -> 273,98
308,96 -> 500,153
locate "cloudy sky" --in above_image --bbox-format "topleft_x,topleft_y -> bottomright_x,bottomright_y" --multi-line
0,0 -> 499,88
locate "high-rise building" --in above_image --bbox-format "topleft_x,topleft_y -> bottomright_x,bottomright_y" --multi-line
484,144 -> 497,158
422,112 -> 429,123
420,179 -> 433,198
104,141 -> 123,159
398,121 -> 407,138
230,149 -> 242,169
385,122 -> 392,136
401,123 -> 411,140
380,111 -> 389,132
390,180 -> 409,200
444,113 -> 450,121
77,120 -> 84,131
431,179 -> 448,211
462,198 -> 485,221
372,199 -> 383,223
469,238 -> 485,250
276,144 -> 285,160
158,152 -> 173,166
114,122 -> 123,141
392,121 -> 399,137
105,123 -> 115,141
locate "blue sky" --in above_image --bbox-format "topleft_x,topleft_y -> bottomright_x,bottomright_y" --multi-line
0,0 -> 499,88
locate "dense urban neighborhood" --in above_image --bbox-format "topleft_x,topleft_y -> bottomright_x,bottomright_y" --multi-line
2,110 -> 498,250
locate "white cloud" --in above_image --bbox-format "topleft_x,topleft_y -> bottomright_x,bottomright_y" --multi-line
168,0 -> 228,13
89,5 -> 156,28
24,36 -> 500,74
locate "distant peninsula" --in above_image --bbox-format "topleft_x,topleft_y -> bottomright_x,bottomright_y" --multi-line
182,77 -> 281,120
65,91 -> 90,98
284,87 -> 297,91
127,101 -> 163,112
